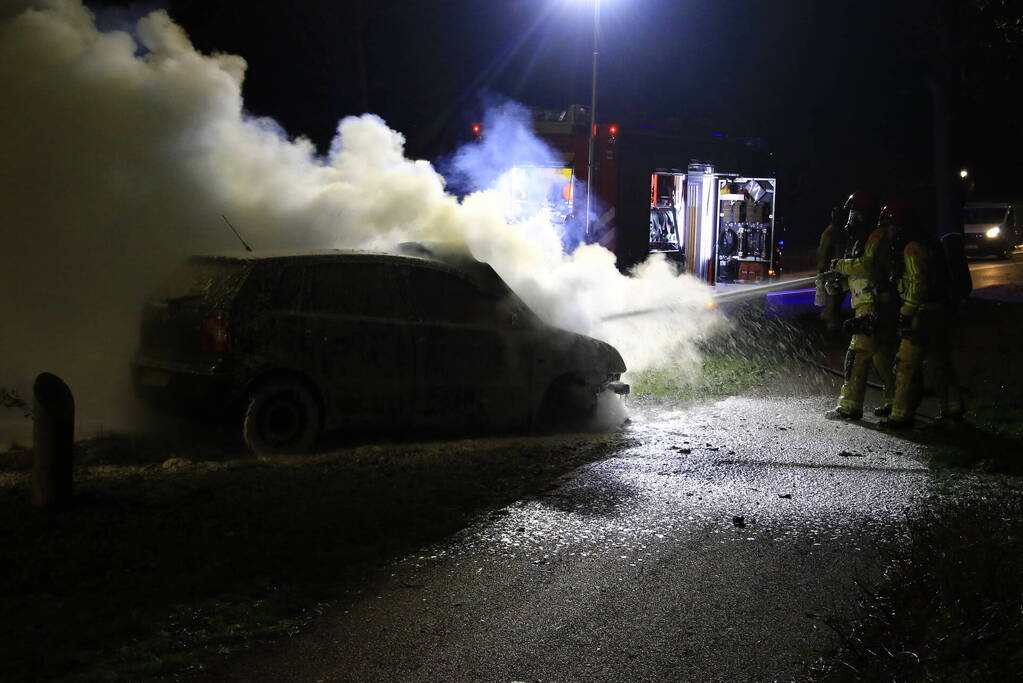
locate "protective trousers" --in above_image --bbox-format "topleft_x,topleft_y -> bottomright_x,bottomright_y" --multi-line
889,308 -> 963,423
837,303 -> 897,415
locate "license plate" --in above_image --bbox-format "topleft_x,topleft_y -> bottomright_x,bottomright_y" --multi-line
140,370 -> 170,387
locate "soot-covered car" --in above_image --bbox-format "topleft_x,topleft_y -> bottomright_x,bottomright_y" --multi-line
131,246 -> 628,454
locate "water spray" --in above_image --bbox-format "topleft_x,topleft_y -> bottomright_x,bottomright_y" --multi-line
599,275 -> 818,323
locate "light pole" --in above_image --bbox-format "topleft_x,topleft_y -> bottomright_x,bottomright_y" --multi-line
584,0 -> 601,242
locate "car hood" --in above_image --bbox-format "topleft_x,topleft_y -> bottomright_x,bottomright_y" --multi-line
532,324 -> 627,375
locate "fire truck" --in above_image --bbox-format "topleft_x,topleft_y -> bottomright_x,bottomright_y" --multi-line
477,105 -> 781,285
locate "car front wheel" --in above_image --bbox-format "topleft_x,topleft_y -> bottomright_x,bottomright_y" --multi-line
243,379 -> 321,455
537,375 -> 598,433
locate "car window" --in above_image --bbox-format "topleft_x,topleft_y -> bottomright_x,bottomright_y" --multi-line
405,267 -> 502,326
304,262 -> 403,318
963,207 -> 1007,224
270,265 -> 303,311
152,260 -> 248,303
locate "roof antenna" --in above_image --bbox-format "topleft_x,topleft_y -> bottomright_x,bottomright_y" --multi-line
221,214 -> 252,252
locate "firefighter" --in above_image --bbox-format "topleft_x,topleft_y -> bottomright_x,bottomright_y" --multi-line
817,206 -> 847,332
824,192 -> 898,420
881,211 -> 964,429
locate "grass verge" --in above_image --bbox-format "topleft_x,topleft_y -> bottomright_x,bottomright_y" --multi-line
807,476 -> 1023,681
955,299 -> 1023,440
630,351 -> 784,402
629,304 -> 812,402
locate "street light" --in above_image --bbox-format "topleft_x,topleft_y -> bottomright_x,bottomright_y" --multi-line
959,168 -> 969,179
584,0 -> 601,242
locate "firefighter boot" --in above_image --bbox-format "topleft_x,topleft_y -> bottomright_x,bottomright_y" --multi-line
830,336 -> 873,419
825,407 -> 861,420
886,338 -> 924,428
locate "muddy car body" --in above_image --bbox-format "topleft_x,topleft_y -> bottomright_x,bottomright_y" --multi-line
132,249 -> 627,453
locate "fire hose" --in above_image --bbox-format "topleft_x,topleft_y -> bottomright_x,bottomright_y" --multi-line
598,275 -> 819,322
598,275 -> 943,423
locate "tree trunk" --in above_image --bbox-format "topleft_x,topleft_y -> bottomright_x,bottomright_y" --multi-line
928,75 -> 960,238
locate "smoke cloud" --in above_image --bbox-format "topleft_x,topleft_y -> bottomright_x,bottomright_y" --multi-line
0,0 -> 721,441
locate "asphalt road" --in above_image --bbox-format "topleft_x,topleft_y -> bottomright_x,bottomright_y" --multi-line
967,253 -> 1023,292
214,378 -> 933,682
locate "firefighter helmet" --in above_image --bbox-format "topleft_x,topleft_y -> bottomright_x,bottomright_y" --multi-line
843,191 -> 875,213
878,200 -> 909,227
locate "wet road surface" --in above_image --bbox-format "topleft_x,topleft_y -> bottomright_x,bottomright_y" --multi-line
968,253 -> 1023,292
216,385 -> 933,682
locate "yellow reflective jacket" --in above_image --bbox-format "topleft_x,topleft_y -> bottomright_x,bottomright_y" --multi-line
898,240 -> 930,316
835,226 -> 893,308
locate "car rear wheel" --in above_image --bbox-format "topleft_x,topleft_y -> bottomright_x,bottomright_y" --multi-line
243,379 -> 321,455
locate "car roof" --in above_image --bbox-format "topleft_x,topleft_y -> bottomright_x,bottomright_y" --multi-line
191,248 -> 426,263
189,247 -> 514,297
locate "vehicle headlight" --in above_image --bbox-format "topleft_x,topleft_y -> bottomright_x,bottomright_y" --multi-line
986,226 -> 1002,238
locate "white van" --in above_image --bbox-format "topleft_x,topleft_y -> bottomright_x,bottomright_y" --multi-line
962,202 -> 1022,258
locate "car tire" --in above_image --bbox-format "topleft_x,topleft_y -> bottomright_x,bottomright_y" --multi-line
242,379 -> 321,455
537,375 -> 597,433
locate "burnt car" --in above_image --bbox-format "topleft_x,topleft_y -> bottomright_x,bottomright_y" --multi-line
132,247 -> 628,454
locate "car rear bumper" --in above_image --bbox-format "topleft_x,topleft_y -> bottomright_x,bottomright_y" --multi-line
131,358 -> 237,416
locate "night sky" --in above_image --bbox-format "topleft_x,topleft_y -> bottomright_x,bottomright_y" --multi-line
94,0 -> 1020,245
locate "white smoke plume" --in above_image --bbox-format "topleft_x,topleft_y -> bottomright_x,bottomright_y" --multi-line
0,0 -> 721,440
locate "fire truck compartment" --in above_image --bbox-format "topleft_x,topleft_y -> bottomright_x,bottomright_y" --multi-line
648,166 -> 777,285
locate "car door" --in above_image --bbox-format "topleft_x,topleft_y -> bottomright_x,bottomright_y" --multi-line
401,265 -> 532,431
241,261 -> 320,382
303,260 -> 414,429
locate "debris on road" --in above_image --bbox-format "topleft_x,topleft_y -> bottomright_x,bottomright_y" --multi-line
161,457 -> 193,471
732,516 -> 746,528
778,493 -> 793,499
838,450 -> 863,458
